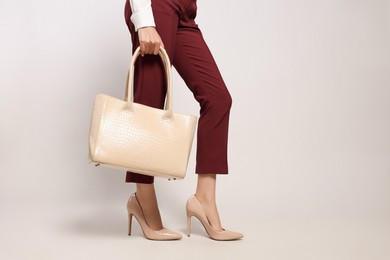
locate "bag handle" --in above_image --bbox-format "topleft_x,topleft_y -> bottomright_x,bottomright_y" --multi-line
125,46 -> 173,115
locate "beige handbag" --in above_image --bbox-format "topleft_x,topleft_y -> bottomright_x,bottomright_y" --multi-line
88,46 -> 198,179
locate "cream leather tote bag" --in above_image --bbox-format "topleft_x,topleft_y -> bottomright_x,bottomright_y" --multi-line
88,46 -> 198,179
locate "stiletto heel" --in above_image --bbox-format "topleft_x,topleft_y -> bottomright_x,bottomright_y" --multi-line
185,194 -> 244,241
128,213 -> 133,236
187,213 -> 191,237
126,193 -> 182,240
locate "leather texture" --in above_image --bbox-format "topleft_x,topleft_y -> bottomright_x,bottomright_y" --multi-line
88,46 -> 198,179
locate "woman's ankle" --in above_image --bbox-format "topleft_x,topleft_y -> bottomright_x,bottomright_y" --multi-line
135,184 -> 163,230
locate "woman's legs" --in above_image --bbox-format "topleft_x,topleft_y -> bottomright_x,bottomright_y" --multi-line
124,0 -> 231,232
172,24 -> 232,231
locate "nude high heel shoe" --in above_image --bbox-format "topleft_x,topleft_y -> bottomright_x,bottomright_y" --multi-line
186,194 -> 244,241
127,193 -> 182,240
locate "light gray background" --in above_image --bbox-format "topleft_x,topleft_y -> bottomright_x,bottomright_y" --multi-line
1,0 -> 389,259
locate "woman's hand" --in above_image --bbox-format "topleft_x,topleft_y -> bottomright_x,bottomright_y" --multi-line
137,27 -> 164,57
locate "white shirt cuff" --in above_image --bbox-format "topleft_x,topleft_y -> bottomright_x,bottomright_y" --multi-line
129,0 -> 156,31
131,9 -> 156,31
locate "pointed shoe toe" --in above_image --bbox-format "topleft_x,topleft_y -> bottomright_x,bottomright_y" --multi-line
213,229 -> 244,241
158,228 -> 182,240
145,227 -> 182,240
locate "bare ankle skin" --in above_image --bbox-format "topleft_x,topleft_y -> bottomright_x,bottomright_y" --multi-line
135,183 -> 163,230
195,174 -> 224,232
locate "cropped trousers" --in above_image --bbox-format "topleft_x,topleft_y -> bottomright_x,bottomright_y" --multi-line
124,0 -> 232,184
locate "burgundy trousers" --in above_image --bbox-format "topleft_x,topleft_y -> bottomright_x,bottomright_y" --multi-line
123,0 -> 232,184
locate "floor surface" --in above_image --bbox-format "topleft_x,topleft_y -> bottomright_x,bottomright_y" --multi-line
1,201 -> 389,260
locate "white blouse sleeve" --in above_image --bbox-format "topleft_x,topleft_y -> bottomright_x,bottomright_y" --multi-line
129,0 -> 156,31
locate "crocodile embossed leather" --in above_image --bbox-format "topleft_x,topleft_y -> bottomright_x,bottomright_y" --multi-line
88,46 -> 198,179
